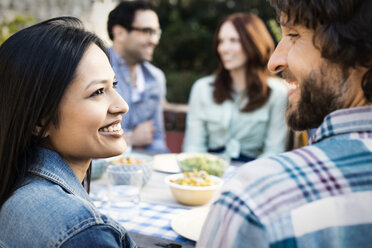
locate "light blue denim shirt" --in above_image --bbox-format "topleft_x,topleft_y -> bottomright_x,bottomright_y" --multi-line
183,75 -> 289,159
109,47 -> 169,153
0,147 -> 136,248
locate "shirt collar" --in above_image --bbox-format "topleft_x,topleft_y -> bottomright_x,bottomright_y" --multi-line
109,47 -> 126,66
309,105 -> 372,144
28,147 -> 92,202
109,47 -> 148,87
132,66 -> 146,102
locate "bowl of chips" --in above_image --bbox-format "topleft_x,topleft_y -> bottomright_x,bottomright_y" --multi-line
165,171 -> 223,206
106,153 -> 153,186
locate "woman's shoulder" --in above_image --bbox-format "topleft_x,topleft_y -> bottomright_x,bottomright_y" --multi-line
192,75 -> 215,90
188,75 -> 216,103
0,178 -> 125,247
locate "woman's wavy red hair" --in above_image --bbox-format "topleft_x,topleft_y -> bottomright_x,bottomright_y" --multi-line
212,13 -> 275,111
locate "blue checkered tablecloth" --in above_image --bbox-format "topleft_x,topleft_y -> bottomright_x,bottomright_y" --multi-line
93,165 -> 241,244
97,201 -> 193,243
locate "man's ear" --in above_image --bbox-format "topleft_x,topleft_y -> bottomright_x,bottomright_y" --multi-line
112,25 -> 128,41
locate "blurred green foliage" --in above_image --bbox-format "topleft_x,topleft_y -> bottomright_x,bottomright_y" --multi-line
166,70 -> 201,103
152,0 -> 280,103
0,15 -> 35,45
0,5 -> 281,105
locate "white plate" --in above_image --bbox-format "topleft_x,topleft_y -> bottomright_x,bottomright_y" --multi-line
153,154 -> 180,173
171,207 -> 210,241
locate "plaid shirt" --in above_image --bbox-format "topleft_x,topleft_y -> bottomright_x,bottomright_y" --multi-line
197,106 -> 372,248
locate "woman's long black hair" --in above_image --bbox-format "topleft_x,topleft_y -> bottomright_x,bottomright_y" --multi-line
0,17 -> 108,207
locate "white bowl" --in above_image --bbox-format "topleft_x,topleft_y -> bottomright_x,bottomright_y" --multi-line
165,173 -> 223,206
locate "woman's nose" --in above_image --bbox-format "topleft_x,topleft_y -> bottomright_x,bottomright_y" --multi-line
268,39 -> 288,74
219,41 -> 230,53
109,91 -> 129,115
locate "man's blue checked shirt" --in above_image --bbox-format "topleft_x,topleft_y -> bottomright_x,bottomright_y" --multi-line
197,106 -> 372,248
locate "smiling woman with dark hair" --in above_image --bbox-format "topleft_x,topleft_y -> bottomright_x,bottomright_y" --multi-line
183,13 -> 289,162
0,17 -> 136,247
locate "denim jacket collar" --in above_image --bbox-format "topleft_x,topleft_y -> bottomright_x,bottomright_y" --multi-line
28,147 -> 92,203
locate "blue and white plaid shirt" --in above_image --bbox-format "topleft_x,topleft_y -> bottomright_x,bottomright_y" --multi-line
197,106 -> 372,248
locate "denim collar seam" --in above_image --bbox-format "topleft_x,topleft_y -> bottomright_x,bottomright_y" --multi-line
103,222 -> 127,240
0,240 -> 6,248
58,222 -> 125,247
78,196 -> 103,222
57,217 -> 108,246
29,168 -> 76,195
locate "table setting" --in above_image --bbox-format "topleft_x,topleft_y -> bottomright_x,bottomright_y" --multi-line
90,151 -> 241,247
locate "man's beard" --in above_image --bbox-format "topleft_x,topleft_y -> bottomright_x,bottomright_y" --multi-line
127,47 -> 153,64
285,66 -> 347,131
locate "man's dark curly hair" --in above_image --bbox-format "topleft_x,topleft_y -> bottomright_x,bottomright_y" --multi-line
270,0 -> 372,101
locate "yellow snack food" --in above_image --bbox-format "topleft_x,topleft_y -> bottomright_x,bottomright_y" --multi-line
170,171 -> 217,186
112,156 -> 145,165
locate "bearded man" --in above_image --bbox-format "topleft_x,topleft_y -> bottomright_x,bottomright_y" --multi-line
197,0 -> 372,247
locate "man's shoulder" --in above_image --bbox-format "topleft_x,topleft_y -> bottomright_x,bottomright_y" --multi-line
204,142 -> 372,247
142,62 -> 165,80
108,46 -> 121,65
225,144 -> 331,193
222,140 -> 372,219
223,153 -> 290,193
221,146 -> 325,216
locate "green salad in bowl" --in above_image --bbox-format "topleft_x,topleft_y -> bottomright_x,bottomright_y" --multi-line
177,153 -> 229,177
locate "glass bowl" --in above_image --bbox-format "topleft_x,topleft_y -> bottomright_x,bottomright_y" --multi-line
106,153 -> 153,186
177,152 -> 229,177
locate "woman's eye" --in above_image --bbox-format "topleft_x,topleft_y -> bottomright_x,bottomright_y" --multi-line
231,38 -> 240,43
288,33 -> 299,39
113,81 -> 118,89
90,88 -> 104,97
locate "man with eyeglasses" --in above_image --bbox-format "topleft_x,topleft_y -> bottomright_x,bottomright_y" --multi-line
107,0 -> 169,153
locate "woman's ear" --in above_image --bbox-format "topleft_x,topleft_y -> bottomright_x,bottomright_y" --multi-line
33,125 -> 49,138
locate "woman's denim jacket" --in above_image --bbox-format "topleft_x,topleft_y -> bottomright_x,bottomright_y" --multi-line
0,147 -> 136,248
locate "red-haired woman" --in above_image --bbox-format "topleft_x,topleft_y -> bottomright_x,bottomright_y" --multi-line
183,13 -> 288,162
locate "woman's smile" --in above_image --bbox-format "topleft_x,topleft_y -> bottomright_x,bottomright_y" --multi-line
99,122 -> 124,137
44,44 -> 128,162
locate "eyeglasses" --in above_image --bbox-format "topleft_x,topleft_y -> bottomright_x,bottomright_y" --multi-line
129,26 -> 162,39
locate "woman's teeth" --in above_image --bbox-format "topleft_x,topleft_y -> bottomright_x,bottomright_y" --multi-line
100,123 -> 121,132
